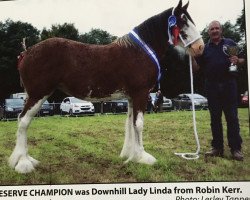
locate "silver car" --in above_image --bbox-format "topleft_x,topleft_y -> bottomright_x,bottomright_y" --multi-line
162,97 -> 173,111
172,93 -> 208,110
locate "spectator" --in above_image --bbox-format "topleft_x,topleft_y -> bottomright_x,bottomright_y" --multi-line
147,94 -> 153,113
154,90 -> 163,113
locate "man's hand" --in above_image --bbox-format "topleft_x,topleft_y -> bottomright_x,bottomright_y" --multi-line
229,56 -> 245,65
229,56 -> 239,65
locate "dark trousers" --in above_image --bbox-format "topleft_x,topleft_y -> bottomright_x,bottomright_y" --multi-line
206,79 -> 242,151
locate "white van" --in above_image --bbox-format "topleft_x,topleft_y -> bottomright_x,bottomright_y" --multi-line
10,93 -> 27,100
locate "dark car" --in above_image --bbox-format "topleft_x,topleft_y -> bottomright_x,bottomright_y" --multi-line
1,98 -> 25,119
110,99 -> 128,113
172,94 -> 208,110
241,91 -> 249,107
38,100 -> 54,116
0,105 -> 3,119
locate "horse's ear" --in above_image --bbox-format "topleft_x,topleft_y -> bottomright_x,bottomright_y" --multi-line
176,0 -> 182,9
182,1 -> 189,10
174,0 -> 183,16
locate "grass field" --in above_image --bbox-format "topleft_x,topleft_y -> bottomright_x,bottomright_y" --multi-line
0,108 -> 249,185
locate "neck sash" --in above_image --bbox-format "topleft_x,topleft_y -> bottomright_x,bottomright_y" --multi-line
129,29 -> 161,89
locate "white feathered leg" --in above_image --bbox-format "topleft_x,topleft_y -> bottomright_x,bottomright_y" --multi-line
130,111 -> 156,165
9,96 -> 48,173
120,102 -> 156,165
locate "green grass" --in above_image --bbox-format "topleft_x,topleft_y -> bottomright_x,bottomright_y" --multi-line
0,108 -> 249,185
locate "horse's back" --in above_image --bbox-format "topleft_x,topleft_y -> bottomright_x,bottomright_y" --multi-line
18,38 -> 85,97
18,38 -> 126,99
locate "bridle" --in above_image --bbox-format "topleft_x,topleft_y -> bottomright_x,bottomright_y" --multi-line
168,8 -> 202,48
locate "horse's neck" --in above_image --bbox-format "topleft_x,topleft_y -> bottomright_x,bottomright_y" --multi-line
135,9 -> 171,59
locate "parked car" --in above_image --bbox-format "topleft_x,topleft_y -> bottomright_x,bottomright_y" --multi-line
60,97 -> 95,116
110,99 -> 128,113
38,100 -> 54,116
10,92 -> 27,100
241,91 -> 249,107
0,105 -> 3,119
172,93 -> 208,110
162,97 -> 173,111
1,98 -> 25,119
150,93 -> 172,111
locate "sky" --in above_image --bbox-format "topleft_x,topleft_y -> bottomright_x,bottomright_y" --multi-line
0,0 -> 247,37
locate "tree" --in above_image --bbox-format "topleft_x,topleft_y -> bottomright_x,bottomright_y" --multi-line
0,20 -> 40,101
235,8 -> 248,96
40,23 -> 79,41
236,9 -> 246,39
79,28 -> 117,45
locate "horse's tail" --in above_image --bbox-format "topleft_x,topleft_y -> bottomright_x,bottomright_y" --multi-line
17,38 -> 27,88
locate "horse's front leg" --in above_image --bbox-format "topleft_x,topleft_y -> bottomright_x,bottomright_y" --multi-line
121,95 -> 156,165
132,111 -> 156,165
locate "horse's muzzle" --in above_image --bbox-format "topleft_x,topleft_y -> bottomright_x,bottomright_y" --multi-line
189,38 -> 204,57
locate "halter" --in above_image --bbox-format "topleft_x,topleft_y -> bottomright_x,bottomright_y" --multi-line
168,8 -> 202,47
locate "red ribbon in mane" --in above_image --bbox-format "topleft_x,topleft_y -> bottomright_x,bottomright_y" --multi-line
172,25 -> 180,46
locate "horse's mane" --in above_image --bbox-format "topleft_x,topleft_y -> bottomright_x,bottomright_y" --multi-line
135,8 -> 173,50
114,8 -> 173,50
114,35 -> 137,48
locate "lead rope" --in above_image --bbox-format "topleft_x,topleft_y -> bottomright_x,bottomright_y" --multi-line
175,54 -> 200,160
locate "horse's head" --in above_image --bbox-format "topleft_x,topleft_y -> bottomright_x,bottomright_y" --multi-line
170,0 -> 204,57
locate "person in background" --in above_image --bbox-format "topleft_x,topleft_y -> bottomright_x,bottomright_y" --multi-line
196,20 -> 245,161
147,93 -> 153,113
154,90 -> 163,113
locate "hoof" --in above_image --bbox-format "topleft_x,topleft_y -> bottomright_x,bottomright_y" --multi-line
9,154 -> 39,173
123,150 -> 157,165
15,157 -> 35,174
138,151 -> 157,165
28,155 -> 40,167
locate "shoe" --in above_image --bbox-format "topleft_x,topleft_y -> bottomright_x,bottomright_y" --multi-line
231,150 -> 244,161
205,148 -> 224,157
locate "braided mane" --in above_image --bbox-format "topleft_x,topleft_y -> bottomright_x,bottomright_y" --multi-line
114,8 -> 173,53
114,35 -> 136,47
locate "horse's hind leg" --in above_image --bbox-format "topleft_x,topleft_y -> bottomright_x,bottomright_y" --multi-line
120,99 -> 133,158
9,96 -> 48,173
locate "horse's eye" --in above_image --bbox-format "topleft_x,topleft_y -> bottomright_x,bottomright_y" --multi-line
180,14 -> 188,26
180,30 -> 188,39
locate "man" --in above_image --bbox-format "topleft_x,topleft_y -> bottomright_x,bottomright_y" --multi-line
154,90 -> 163,113
196,20 -> 245,161
147,93 -> 153,113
